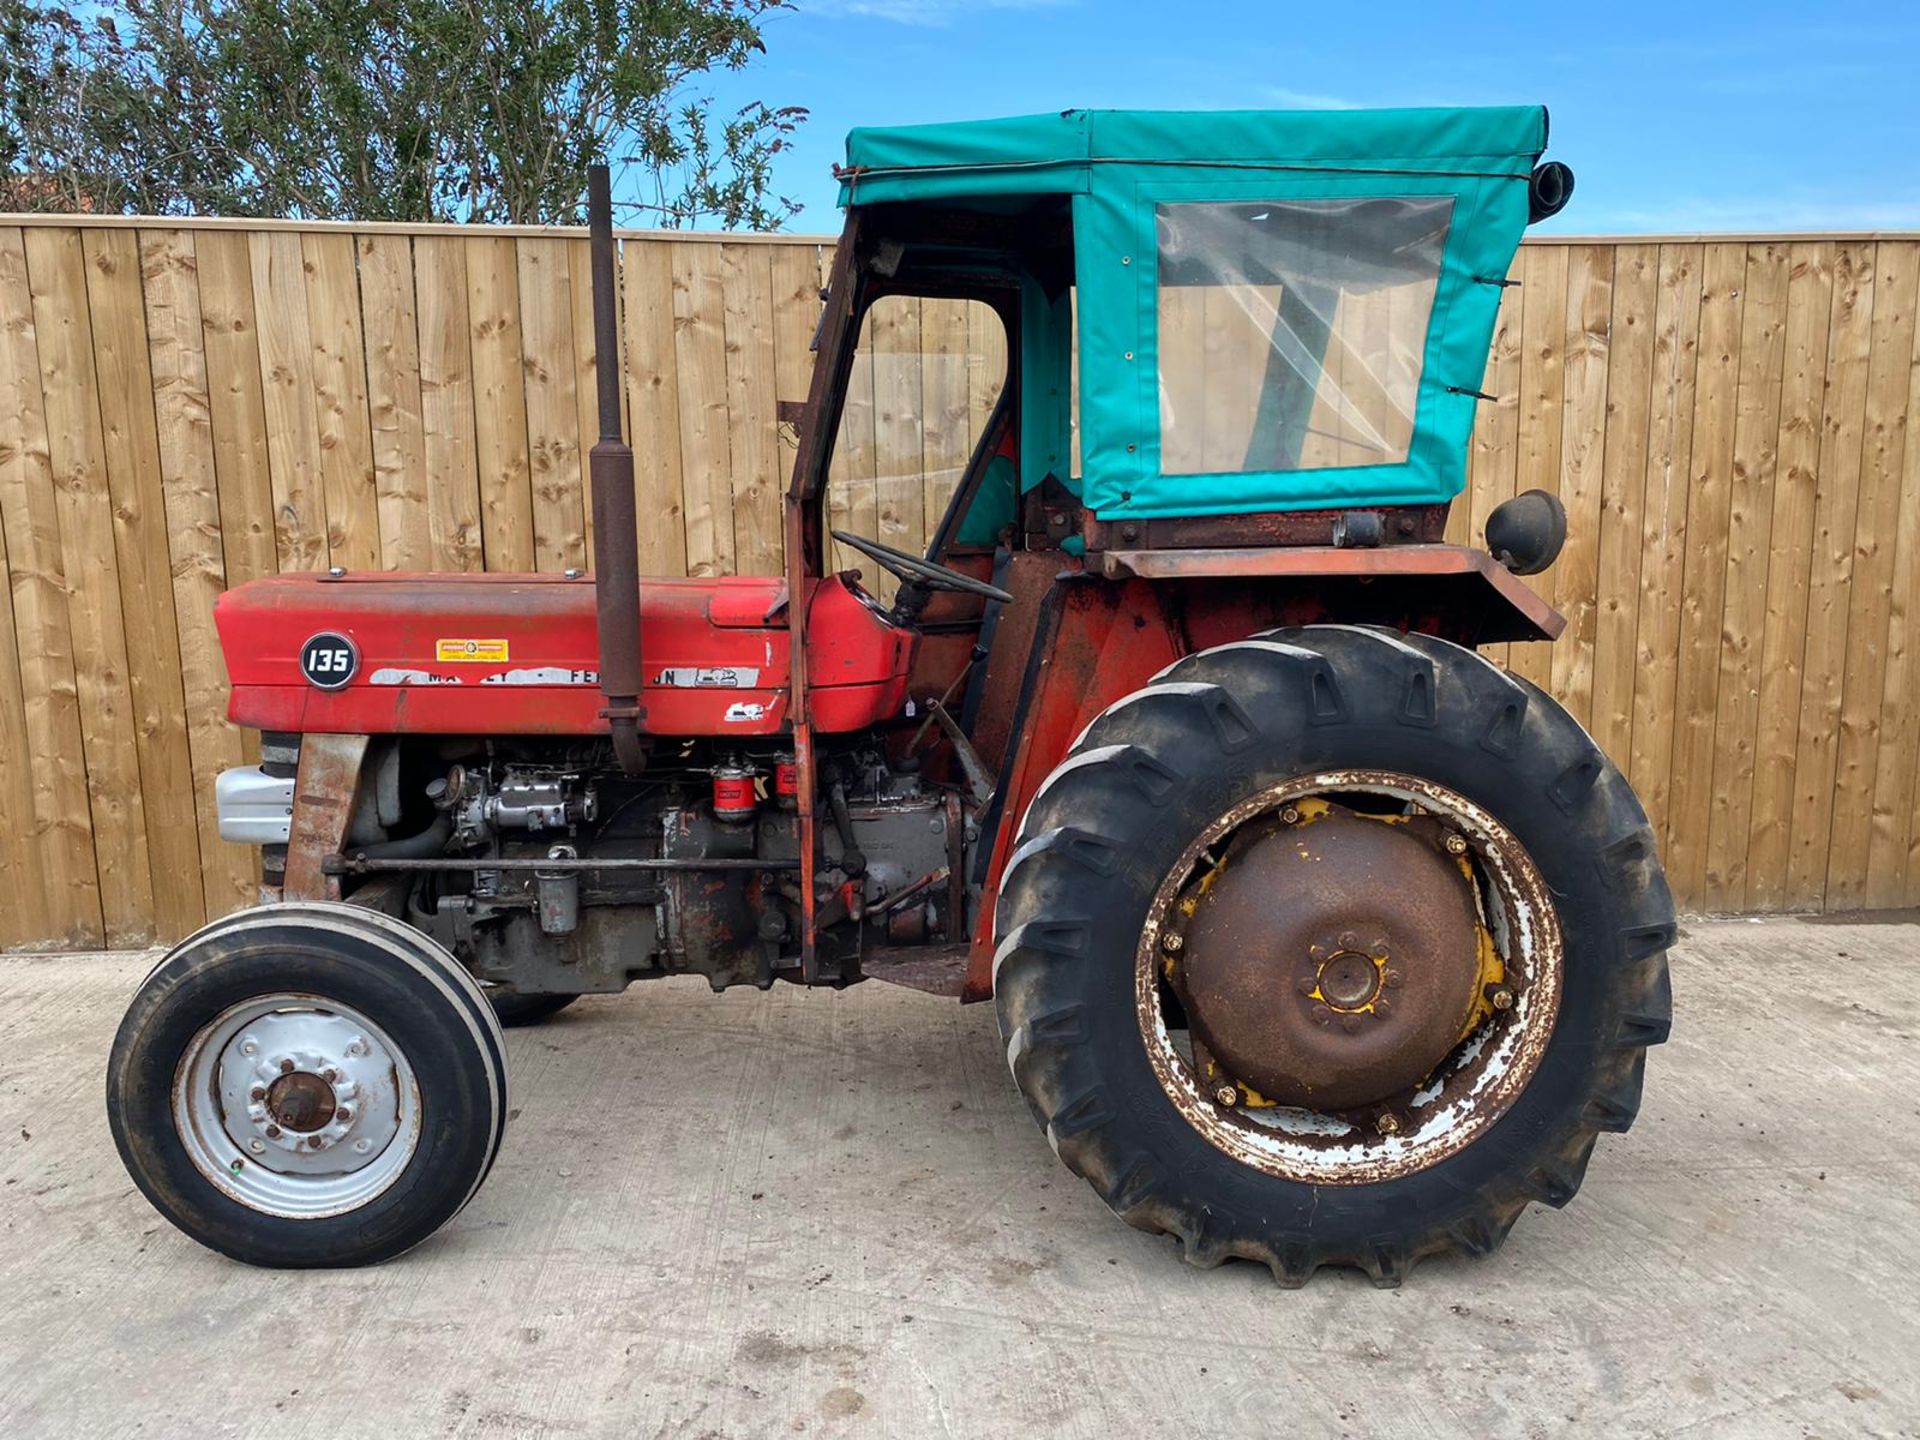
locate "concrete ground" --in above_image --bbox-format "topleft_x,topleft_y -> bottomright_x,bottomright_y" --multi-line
0,917 -> 1915,1439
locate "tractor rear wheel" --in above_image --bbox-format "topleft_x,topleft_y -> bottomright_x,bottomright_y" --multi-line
107,902 -> 507,1268
994,625 -> 1674,1285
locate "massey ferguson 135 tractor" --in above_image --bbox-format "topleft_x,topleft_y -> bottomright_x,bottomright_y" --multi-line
107,105 -> 1673,1284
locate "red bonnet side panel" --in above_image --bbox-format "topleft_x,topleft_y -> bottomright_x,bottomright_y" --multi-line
218,573 -> 911,737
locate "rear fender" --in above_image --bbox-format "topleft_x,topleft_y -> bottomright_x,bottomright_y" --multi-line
961,552 -> 1564,1001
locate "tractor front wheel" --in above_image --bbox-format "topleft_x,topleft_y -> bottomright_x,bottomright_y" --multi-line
107,902 -> 508,1267
993,625 -> 1674,1285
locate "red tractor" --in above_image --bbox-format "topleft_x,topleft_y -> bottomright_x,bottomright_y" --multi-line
107,106 -> 1672,1285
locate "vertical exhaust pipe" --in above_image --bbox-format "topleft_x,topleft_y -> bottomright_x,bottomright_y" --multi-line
586,163 -> 647,774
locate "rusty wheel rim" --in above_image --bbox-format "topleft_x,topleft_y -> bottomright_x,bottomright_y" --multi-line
1134,770 -> 1564,1186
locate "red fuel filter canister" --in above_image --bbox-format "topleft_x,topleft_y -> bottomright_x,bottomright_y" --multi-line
711,761 -> 759,823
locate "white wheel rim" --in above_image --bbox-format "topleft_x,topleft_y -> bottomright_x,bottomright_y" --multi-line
172,993 -> 423,1219
1135,770 -> 1565,1186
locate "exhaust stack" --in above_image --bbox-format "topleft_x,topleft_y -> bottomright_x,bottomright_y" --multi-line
586,163 -> 647,774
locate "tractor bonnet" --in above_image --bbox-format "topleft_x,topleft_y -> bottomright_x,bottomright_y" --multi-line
839,107 -> 1552,519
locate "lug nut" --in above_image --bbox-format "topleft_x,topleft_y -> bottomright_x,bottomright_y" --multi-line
321,1068 -> 338,1083
250,1086 -> 266,1102
1297,977 -> 1317,995
1161,932 -> 1184,955
336,1107 -> 352,1123
1376,1113 -> 1402,1136
1213,1083 -> 1240,1108
1491,988 -> 1515,1011
279,1058 -> 295,1073
1339,931 -> 1359,949
1280,806 -> 1301,825
1445,833 -> 1469,856
265,1124 -> 282,1139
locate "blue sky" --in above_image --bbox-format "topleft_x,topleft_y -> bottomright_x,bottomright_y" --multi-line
699,0 -> 1920,234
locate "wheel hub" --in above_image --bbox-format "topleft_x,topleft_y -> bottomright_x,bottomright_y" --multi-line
216,1010 -> 401,1165
1178,804 -> 1486,1111
264,1071 -> 337,1133
1315,946 -> 1385,1010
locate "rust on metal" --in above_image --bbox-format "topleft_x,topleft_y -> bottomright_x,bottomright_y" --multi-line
282,733 -> 371,901
1095,543 -> 1566,641
1081,504 -> 1450,553
1175,804 -> 1485,1111
782,213 -> 868,980
1134,770 -> 1565,1187
265,1071 -> 338,1133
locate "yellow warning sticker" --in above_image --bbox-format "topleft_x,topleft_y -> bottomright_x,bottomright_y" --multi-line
435,638 -> 510,663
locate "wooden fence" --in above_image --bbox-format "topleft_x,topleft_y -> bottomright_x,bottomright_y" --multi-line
1,216 -> 1917,948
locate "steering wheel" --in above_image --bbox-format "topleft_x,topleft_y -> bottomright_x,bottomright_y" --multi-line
831,530 -> 1013,605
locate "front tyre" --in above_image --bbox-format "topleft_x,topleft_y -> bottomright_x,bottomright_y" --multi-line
994,625 -> 1674,1285
107,902 -> 507,1268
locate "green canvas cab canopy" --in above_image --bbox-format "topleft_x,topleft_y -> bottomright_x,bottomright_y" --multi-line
838,107 -> 1556,520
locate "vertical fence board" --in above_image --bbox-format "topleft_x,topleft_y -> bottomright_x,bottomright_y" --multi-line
412,237 -> 484,572
359,234 -> 433,571
920,298 -> 974,532
871,296 -> 925,565
1549,244 -> 1614,728
1665,242 -> 1750,902
1865,252 -> 1920,905
194,231 -> 278,593
1508,243 -> 1568,689
623,240 -> 687,578
1627,244 -> 1704,845
721,243 -> 782,576
1828,244 -> 1920,905
302,233 -> 380,571
1468,281 -> 1524,670
248,231 -> 327,572
1591,245 -> 1657,765
140,228 -> 253,920
467,236 -> 536,572
671,244 -> 734,579
966,300 -> 1008,449
1785,244 -> 1875,908
770,243 -> 826,549
84,228 -> 204,939
567,236 -> 613,565
1703,244 -> 1791,910
0,486 -> 47,943
830,326 -> 878,583
0,228 -> 85,943
23,227 -> 155,944
516,237 -> 587,573
1745,244 -> 1836,908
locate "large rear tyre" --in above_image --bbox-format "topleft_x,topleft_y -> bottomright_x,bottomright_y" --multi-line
994,625 -> 1674,1285
107,902 -> 508,1268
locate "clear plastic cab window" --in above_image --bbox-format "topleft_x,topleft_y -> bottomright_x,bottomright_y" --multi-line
1155,196 -> 1452,476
